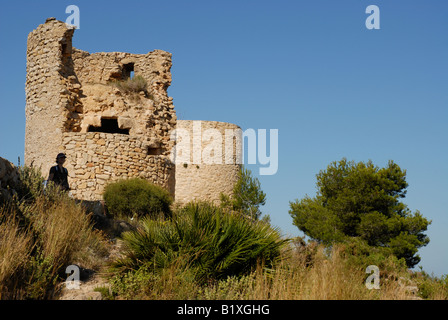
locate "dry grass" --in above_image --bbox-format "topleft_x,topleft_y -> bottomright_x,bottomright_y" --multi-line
4,165 -> 443,300
110,75 -> 151,102
109,240 -> 418,300
0,191 -> 108,299
27,196 -> 106,272
195,243 -> 412,300
0,209 -> 34,299
242,245 -> 411,300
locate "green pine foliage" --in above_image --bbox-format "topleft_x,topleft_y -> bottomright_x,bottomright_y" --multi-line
289,158 -> 431,268
220,167 -> 267,220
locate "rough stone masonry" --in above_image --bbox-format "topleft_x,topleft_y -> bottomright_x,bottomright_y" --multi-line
25,18 -> 241,204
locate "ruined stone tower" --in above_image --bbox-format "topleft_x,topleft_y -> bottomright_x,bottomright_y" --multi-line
25,18 -> 241,204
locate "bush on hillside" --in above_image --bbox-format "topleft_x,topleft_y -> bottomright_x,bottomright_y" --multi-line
289,158 -> 431,268
112,202 -> 288,284
103,178 -> 172,219
220,166 -> 267,220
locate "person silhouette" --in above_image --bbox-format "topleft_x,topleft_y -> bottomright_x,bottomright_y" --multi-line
48,153 -> 70,191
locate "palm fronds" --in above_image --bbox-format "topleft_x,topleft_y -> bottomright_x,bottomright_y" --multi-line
112,202 -> 288,283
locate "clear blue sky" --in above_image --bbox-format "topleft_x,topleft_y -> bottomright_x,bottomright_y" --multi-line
0,0 -> 447,277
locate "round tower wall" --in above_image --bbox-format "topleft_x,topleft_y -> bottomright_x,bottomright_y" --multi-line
174,120 -> 242,205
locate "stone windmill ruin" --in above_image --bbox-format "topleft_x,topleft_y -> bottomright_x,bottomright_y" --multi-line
25,18 -> 242,205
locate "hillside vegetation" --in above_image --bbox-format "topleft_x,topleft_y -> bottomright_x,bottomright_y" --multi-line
0,163 -> 446,300
0,166 -> 107,299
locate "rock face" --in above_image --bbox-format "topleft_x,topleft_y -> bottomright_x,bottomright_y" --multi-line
24,18 -> 241,204
0,157 -> 20,203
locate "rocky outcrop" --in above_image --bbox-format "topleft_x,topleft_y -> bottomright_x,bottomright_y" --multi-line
0,157 -> 20,204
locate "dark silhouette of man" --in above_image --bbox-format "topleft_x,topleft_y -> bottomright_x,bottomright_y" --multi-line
48,153 -> 70,191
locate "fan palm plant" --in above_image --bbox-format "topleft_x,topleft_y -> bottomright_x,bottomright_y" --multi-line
113,202 -> 288,283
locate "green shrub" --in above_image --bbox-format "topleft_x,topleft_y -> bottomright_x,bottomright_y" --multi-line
103,178 -> 172,219
341,237 -> 408,277
220,166 -> 267,220
289,158 -> 431,268
14,165 -> 45,202
113,202 -> 288,284
198,273 -> 256,300
414,271 -> 448,300
109,265 -> 199,300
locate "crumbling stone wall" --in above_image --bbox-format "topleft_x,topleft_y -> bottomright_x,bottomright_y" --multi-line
25,18 -> 240,205
25,18 -> 176,199
71,48 -> 176,138
25,18 -> 76,176
63,132 -> 174,200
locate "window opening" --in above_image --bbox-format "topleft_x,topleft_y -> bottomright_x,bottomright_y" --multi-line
88,118 -> 129,134
123,63 -> 135,79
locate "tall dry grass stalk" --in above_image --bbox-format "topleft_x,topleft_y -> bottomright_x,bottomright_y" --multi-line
0,209 -> 34,299
27,196 -> 106,272
110,75 -> 150,102
109,240 -> 416,300
194,243 -> 413,300
0,192 -> 108,299
233,244 -> 412,300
